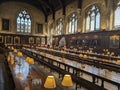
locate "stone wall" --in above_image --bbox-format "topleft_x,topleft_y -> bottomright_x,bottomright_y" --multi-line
0,1 -> 45,36
47,0 -> 118,34
0,0 -> 118,41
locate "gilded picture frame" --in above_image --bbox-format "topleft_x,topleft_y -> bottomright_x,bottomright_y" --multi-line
14,36 -> 20,44
36,37 -> 41,44
41,37 -> 45,45
109,35 -> 119,48
5,36 -> 13,44
29,37 -> 34,44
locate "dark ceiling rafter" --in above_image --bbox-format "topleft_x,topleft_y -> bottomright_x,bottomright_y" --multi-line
77,0 -> 82,9
0,0 -> 46,15
37,0 -> 53,13
0,0 -> 82,22
58,0 -> 66,15
58,0 -> 63,7
35,0 -> 48,22
0,0 -> 48,22
61,6 -> 66,16
31,0 -> 46,15
37,0 -> 54,21
40,0 -> 55,20
32,0 -> 48,22
47,4 -> 55,20
45,0 -> 55,20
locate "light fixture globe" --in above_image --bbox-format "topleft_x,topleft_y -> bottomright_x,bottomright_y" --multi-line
17,52 -> 23,57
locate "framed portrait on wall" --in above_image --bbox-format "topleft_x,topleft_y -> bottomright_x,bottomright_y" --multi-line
41,37 -> 45,45
0,35 -> 3,43
109,35 -> 119,48
2,18 -> 9,31
14,36 -> 20,44
36,37 -> 41,44
37,24 -> 43,34
5,36 -> 13,44
29,37 -> 34,44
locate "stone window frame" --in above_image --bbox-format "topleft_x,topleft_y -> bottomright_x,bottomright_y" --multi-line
68,13 -> 78,34
16,10 -> 32,34
55,18 -> 63,35
85,5 -> 101,32
113,1 -> 120,29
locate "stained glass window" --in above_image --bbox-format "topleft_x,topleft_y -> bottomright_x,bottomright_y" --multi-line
68,13 -> 78,34
55,18 -> 63,35
86,5 -> 100,32
114,1 -> 120,28
17,10 -> 31,33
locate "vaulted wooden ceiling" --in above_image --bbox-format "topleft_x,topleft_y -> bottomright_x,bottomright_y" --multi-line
0,0 -> 82,22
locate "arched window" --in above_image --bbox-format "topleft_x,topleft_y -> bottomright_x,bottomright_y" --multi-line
68,13 -> 78,34
17,10 -> 31,33
55,18 -> 63,35
114,1 -> 120,28
85,5 -> 100,32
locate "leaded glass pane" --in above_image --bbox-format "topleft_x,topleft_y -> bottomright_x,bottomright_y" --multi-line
71,22 -> 75,33
91,6 -> 95,10
86,16 -> 90,31
68,13 -> 78,34
114,7 -> 120,27
55,18 -> 63,35
75,20 -> 77,32
17,10 -> 31,33
69,21 -> 71,33
86,5 -> 100,32
96,13 -> 100,30
90,19 -> 95,31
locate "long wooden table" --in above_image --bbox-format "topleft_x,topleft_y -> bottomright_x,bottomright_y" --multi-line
36,47 -> 120,73
66,49 -> 120,60
22,47 -> 120,90
0,54 -> 15,90
8,51 -> 65,90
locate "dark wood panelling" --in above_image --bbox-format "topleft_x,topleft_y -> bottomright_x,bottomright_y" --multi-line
52,30 -> 120,55
0,33 -> 46,45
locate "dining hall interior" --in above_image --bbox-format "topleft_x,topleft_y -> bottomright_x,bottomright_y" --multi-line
0,0 -> 120,90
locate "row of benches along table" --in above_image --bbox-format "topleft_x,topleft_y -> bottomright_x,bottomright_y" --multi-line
0,55 -> 16,90
36,47 -> 120,73
21,47 -> 120,90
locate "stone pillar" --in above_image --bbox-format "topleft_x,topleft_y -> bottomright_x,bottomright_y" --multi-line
44,22 -> 48,35
77,8 -> 82,32
0,18 -> 2,31
62,15 -> 66,34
